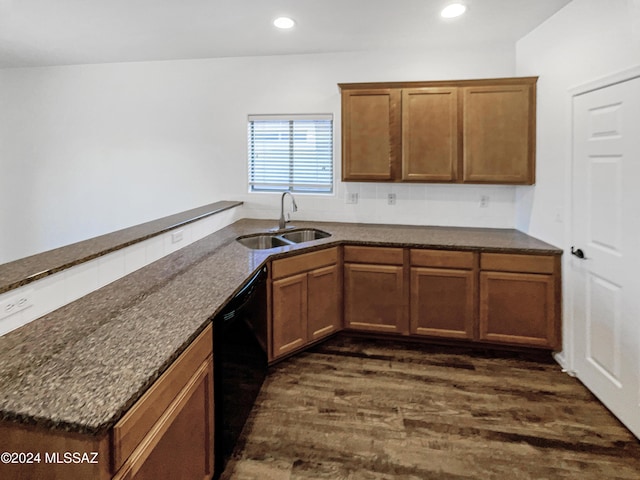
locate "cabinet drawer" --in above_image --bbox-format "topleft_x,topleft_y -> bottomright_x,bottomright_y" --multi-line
272,247 -> 339,280
411,249 -> 475,269
344,245 -> 403,265
480,253 -> 555,274
112,324 -> 213,473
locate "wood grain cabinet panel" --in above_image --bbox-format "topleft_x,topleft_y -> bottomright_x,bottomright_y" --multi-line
344,245 -> 404,265
479,253 -> 561,349
410,267 -> 475,340
112,324 -> 213,472
272,248 -> 338,280
272,273 -> 308,358
344,263 -> 406,334
462,83 -> 535,184
479,271 -> 556,348
307,264 -> 342,341
113,358 -> 214,480
341,89 -> 400,181
402,87 -> 459,181
0,426 -> 110,480
112,324 -> 214,480
480,253 -> 555,274
340,77 -> 536,185
410,249 -> 474,269
409,249 -> 476,340
270,248 -> 341,361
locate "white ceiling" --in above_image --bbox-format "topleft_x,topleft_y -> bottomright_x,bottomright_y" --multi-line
0,0 -> 572,68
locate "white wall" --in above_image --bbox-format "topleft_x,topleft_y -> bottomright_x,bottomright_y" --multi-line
222,47 -> 518,229
0,43 -> 516,265
515,0 -> 640,365
515,0 -> 640,247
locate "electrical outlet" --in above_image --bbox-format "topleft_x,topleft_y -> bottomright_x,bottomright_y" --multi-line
171,230 -> 184,244
345,192 -> 359,204
0,290 -> 33,320
480,195 -> 490,208
387,193 -> 396,205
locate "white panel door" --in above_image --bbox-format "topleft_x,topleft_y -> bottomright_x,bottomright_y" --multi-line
572,77 -> 640,439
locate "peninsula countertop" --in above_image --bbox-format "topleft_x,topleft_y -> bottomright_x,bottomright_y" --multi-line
0,219 -> 562,436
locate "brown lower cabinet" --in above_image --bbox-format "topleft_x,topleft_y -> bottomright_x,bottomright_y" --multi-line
111,332 -> 214,480
0,324 -> 214,480
270,245 -> 561,350
343,246 -> 408,334
410,249 -> 476,340
270,247 -> 341,361
479,253 -> 560,349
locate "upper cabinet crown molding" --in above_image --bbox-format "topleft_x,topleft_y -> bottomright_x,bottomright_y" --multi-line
338,76 -> 539,91
339,76 -> 538,185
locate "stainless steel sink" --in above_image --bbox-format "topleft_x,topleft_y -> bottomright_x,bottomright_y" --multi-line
236,228 -> 331,250
236,234 -> 290,250
280,229 -> 331,243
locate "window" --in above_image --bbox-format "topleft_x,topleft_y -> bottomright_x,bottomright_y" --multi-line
248,114 -> 333,194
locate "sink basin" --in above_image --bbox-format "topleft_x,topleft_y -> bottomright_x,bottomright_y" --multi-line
236,234 -> 290,250
280,229 -> 331,243
236,228 -> 331,250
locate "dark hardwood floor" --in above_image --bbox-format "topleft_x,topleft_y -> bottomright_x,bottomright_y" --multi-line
221,335 -> 640,479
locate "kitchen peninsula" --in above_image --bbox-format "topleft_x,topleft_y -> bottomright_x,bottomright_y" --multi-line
0,208 -> 562,479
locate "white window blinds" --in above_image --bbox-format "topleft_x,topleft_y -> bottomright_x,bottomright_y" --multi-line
248,114 -> 333,194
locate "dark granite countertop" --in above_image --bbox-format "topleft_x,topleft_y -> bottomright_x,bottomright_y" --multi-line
0,200 -> 243,295
0,219 -> 561,436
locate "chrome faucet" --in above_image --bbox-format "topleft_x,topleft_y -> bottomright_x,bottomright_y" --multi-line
278,191 -> 298,230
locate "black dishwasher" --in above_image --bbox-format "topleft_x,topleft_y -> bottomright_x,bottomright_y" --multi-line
213,266 -> 268,478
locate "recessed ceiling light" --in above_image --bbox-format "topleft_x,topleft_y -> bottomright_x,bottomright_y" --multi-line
273,17 -> 296,29
441,3 -> 467,18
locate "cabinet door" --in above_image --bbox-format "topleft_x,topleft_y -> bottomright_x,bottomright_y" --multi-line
462,83 -> 535,184
344,263 -> 406,334
308,264 -> 342,341
113,324 -> 213,476
479,271 -> 557,348
272,272 -> 308,358
402,88 -> 459,182
410,267 -> 475,339
341,89 -> 400,181
112,359 -> 214,480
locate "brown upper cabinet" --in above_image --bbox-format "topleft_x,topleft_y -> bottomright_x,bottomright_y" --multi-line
340,88 -> 400,181
402,87 -> 459,182
339,77 -> 537,185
